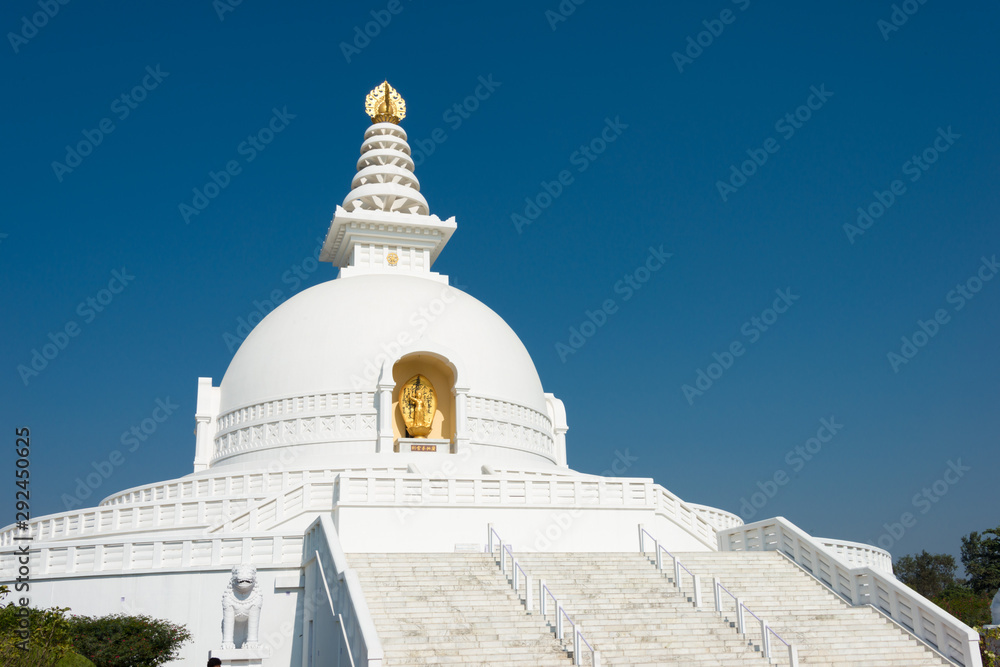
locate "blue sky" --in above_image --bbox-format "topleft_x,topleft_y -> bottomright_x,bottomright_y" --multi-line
2,0 -> 997,565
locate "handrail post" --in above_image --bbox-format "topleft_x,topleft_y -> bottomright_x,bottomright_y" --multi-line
500,541 -> 506,574
655,543 -> 663,571
788,644 -> 798,667
761,619 -> 770,657
713,577 -> 722,613
526,574 -> 533,613
488,522 -> 494,553
638,523 -> 645,552
513,561 -> 519,594
693,574 -> 702,608
573,622 -> 582,666
593,650 -> 601,667
736,598 -> 745,634
673,556 -> 681,591
540,579 -> 546,617
556,605 -> 564,640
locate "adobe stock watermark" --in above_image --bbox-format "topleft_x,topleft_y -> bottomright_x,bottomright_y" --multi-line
410,75 -> 502,167
672,0 -> 752,73
843,126 -> 959,244
339,0 -> 414,63
179,106 -> 296,224
348,285 -> 458,390
886,254 -> 997,373
223,236 -> 325,353
395,442 -> 485,524
682,287 -> 799,405
877,0 -> 929,41
530,448 -> 638,552
555,245 -> 672,363
51,65 -> 170,182
60,397 -> 179,510
511,116 -> 628,234
213,0 -> 244,21
871,459 -> 969,552
7,0 -> 71,54
545,0 -> 586,31
738,417 -> 844,520
716,85 -> 833,202
17,268 -> 136,386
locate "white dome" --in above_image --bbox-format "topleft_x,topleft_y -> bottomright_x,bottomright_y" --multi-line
207,273 -> 559,470
221,274 -> 545,412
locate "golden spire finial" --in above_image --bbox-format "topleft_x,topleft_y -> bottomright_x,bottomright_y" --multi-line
365,80 -> 406,124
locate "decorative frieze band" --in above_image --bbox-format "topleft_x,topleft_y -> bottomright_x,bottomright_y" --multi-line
213,392 -> 555,460
466,396 -> 555,458
214,414 -> 377,459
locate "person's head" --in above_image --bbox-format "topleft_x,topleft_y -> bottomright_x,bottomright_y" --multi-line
208,659 -> 222,667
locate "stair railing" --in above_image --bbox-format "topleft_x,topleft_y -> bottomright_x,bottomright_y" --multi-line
488,524 -> 601,667
640,524 -> 798,667
638,525 -> 702,607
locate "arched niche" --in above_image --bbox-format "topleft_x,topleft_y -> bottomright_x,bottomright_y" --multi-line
391,352 -> 456,447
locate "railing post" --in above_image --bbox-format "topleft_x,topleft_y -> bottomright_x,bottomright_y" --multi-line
539,579 -> 546,617
638,524 -> 645,552
736,598 -> 745,634
500,542 -> 506,575
513,561 -> 519,594
673,556 -> 681,591
788,644 -> 798,667
693,574 -> 702,608
761,619 -> 770,657
573,622 -> 581,666
593,650 -> 601,667
556,605 -> 564,640
525,574 -> 533,613
714,577 -> 722,613
488,523 -> 494,553
655,543 -> 663,572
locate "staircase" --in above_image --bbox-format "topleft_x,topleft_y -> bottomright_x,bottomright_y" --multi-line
348,550 -> 957,666
348,553 -> 574,666
675,551 -> 953,666
516,552 -> 765,666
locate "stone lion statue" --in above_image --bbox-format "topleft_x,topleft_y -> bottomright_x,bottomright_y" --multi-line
221,563 -> 263,649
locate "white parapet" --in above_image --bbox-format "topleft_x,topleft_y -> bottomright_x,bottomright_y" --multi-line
719,517 -> 982,667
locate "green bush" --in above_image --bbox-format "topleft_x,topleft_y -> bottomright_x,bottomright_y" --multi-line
55,653 -> 95,667
68,614 -> 191,667
0,601 -> 75,667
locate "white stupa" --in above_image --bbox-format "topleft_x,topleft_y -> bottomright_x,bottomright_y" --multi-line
4,83 -> 981,667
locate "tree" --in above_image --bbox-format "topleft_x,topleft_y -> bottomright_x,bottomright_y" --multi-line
895,550 -> 960,598
961,526 -> 1000,596
932,586 -> 992,628
68,614 -> 191,667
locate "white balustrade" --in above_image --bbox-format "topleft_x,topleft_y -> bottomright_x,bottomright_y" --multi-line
719,518 -> 981,667
304,515 -> 383,667
0,532 -> 303,578
816,536 -> 893,574
688,503 -> 745,531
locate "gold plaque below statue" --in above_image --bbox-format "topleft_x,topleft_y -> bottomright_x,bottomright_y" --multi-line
400,374 -> 436,438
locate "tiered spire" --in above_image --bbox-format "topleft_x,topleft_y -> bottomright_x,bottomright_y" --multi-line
320,82 -> 456,283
